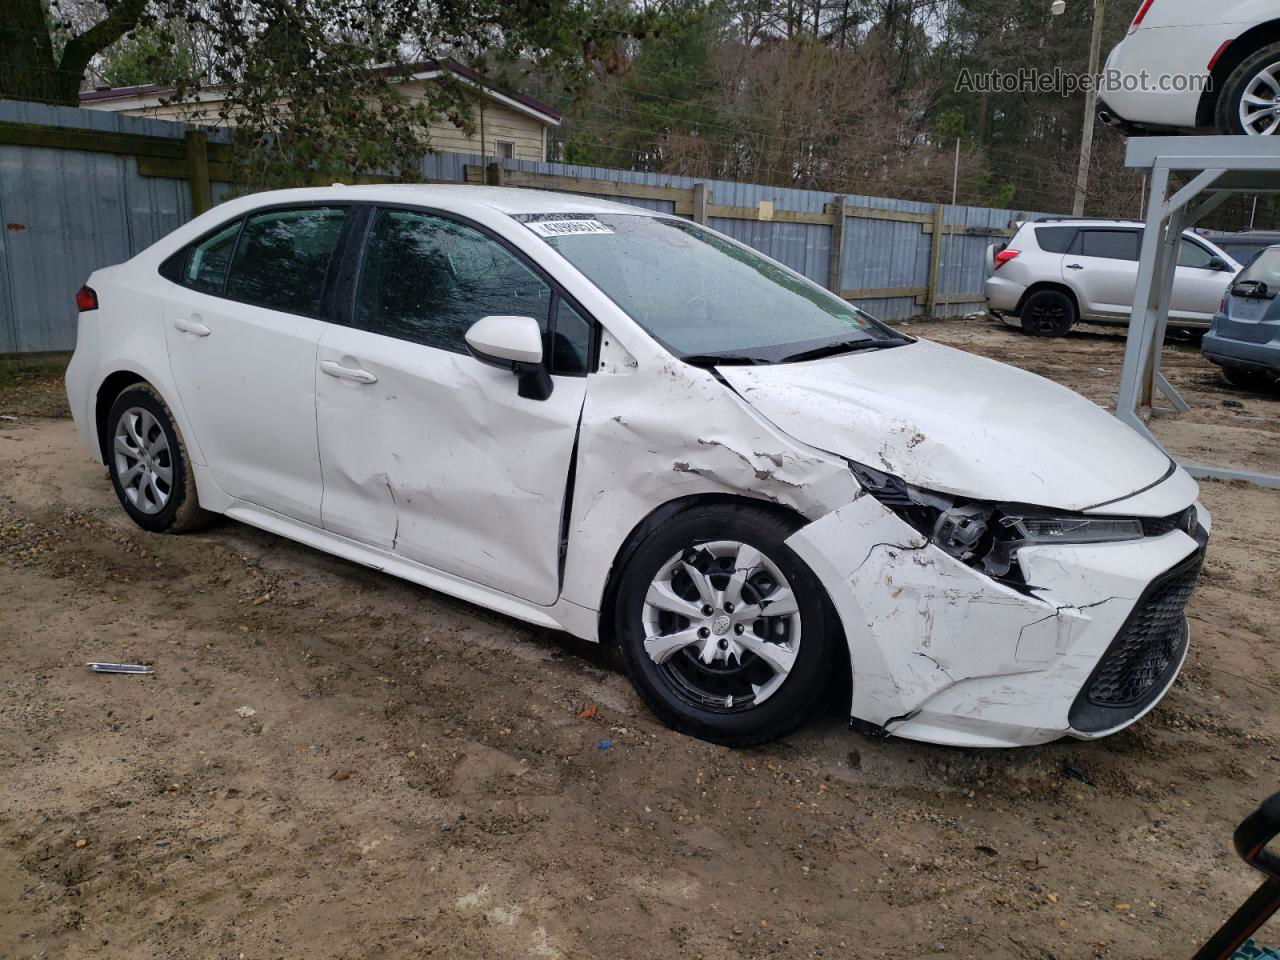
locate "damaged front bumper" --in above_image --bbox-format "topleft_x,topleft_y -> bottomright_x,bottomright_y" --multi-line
786,494 -> 1208,748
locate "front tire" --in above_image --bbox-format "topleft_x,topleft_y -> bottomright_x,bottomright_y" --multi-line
1020,289 -> 1076,337
106,383 -> 210,533
1216,43 -> 1280,136
615,503 -> 837,747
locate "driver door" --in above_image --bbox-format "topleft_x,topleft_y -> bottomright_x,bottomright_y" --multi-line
316,207 -> 593,605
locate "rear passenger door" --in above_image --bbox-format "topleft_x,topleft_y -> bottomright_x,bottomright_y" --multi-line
315,206 -> 593,605
163,205 -> 350,524
1065,228 -> 1141,318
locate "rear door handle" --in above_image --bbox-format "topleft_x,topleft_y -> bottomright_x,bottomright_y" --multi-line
173,317 -> 211,336
1066,263 -> 1084,270
320,359 -> 378,384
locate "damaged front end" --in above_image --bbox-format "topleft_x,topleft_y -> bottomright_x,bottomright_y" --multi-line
786,462 -> 1207,749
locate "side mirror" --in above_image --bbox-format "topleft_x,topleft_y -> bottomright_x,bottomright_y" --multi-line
1207,256 -> 1230,271
464,315 -> 553,401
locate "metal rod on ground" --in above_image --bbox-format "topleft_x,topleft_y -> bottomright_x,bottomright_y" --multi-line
1073,0 -> 1107,217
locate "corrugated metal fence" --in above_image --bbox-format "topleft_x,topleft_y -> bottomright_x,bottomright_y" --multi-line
0,98 -> 1060,353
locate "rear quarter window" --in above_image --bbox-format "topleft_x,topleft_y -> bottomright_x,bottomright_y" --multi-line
1034,226 -> 1077,254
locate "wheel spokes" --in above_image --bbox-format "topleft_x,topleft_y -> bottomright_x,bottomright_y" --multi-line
680,560 -> 717,607
643,627 -> 703,664
721,542 -> 763,608
645,580 -> 703,620
735,632 -> 797,677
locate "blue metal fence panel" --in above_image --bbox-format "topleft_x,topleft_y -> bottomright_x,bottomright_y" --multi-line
1,99 -> 1064,352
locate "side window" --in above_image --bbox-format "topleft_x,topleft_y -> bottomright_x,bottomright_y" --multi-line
1080,230 -> 1141,262
184,219 -> 242,294
552,299 -> 593,375
355,208 -> 552,354
224,206 -> 347,316
1035,226 -> 1077,254
1178,239 -> 1215,269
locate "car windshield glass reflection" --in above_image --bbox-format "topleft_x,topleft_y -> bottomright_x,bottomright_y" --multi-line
529,214 -> 906,363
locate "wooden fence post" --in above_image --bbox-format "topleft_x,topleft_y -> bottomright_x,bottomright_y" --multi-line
692,182 -> 708,224
827,195 -> 847,296
926,203 -> 946,318
485,162 -> 504,186
184,130 -> 212,215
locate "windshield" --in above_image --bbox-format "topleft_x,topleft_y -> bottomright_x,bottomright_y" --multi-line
522,213 -> 906,363
1237,247 -> 1280,290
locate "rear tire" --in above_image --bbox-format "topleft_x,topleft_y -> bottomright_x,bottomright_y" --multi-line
1222,365 -> 1279,391
106,383 -> 211,533
1215,43 -> 1280,136
615,503 -> 837,747
1020,289 -> 1076,338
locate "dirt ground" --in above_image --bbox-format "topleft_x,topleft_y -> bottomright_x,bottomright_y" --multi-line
2,317 -> 1279,960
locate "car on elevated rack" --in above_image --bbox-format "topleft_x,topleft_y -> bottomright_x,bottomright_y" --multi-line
1100,0 -> 1280,136
984,218 -> 1240,337
66,184 -> 1209,749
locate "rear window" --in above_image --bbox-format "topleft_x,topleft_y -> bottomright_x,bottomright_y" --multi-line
224,206 -> 347,316
1035,226 -> 1077,254
1237,247 -> 1280,289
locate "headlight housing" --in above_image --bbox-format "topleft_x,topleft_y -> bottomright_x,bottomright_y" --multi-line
849,463 -> 1146,586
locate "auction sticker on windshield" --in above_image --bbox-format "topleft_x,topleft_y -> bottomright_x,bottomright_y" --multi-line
525,219 -> 615,238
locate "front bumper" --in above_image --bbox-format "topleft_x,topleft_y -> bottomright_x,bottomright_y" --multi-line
786,494 -> 1207,748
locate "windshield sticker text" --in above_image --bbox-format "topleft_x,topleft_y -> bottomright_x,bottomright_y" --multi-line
526,219 -> 614,238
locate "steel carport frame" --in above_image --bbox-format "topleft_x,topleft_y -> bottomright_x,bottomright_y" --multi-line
1117,136 -> 1280,489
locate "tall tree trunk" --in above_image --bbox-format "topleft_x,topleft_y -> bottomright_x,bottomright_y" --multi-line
0,0 -> 150,106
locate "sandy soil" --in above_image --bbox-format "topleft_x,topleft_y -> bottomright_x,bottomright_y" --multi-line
2,319 -> 1279,960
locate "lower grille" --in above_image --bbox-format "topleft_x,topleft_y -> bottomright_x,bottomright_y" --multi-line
1069,550 -> 1203,732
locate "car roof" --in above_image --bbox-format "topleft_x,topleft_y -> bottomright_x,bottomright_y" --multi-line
236,183 -> 653,218
1032,218 -> 1145,228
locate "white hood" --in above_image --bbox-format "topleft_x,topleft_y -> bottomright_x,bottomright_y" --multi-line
718,338 -> 1172,512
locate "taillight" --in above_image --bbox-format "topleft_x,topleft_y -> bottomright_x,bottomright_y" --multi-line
994,249 -> 1021,269
76,285 -> 98,312
1129,0 -> 1156,32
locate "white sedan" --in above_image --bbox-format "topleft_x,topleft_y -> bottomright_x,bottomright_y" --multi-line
65,185 -> 1209,748
1101,0 -> 1280,134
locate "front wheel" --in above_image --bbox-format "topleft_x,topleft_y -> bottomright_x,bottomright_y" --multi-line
615,503 -> 838,747
1216,44 -> 1280,136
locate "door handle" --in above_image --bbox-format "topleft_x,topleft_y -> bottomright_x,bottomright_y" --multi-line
320,359 -> 378,384
173,317 -> 211,336
1066,263 -> 1084,270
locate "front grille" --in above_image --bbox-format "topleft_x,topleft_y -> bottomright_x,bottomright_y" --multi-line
1085,552 -> 1202,708
1141,506 -> 1197,538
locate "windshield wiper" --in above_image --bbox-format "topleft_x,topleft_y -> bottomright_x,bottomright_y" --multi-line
680,353 -> 769,367
778,337 -> 910,364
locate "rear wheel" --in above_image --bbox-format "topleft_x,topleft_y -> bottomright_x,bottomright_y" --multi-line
1020,289 -> 1076,338
1222,365 -> 1280,391
1216,43 -> 1280,136
106,383 -> 210,533
615,503 -> 837,747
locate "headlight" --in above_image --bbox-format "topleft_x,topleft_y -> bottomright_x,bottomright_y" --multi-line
850,463 -> 1145,586
1000,515 -> 1143,544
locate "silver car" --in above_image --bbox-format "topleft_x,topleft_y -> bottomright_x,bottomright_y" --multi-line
984,218 -> 1241,337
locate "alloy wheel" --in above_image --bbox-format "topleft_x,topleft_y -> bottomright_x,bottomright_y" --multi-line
113,406 -> 173,515
641,540 -> 801,712
1238,62 -> 1280,135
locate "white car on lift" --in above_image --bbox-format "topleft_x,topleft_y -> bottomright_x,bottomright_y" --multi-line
66,185 -> 1209,749
1101,0 -> 1280,135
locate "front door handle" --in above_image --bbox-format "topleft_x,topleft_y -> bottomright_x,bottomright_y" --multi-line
320,359 -> 378,384
1066,263 -> 1084,270
173,317 -> 211,336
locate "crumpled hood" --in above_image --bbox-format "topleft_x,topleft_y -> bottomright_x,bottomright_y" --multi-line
718,338 -> 1172,512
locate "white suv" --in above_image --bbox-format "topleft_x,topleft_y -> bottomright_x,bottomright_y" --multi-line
984,219 -> 1240,337
1101,0 -> 1280,135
